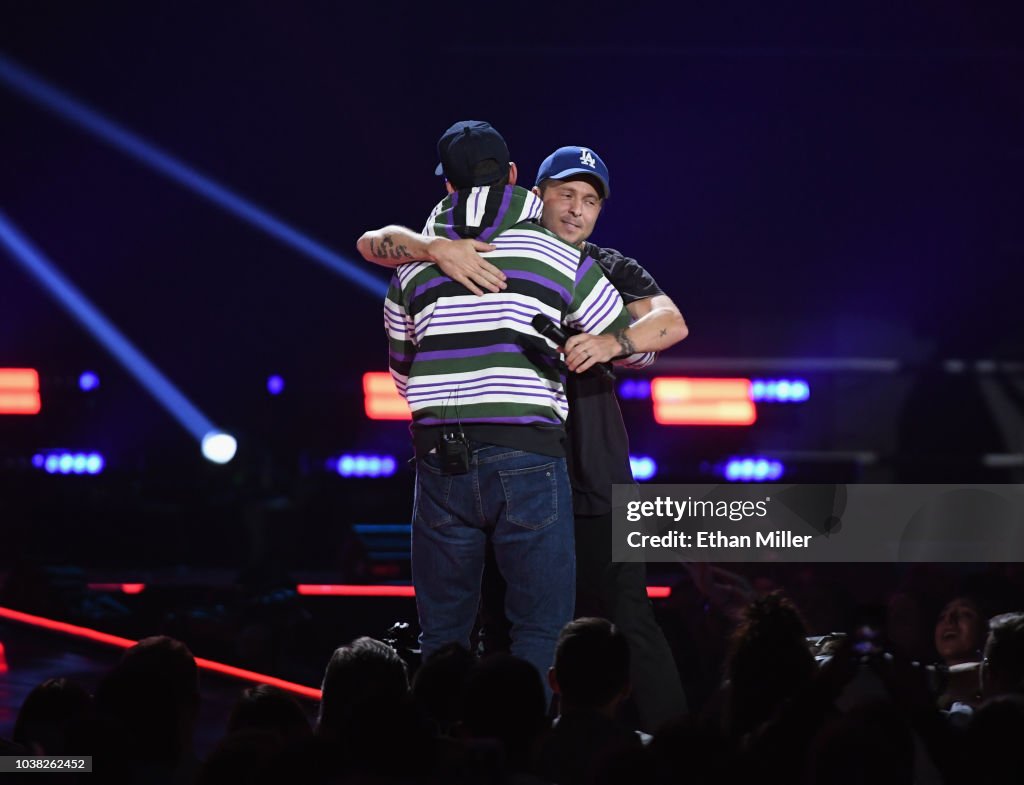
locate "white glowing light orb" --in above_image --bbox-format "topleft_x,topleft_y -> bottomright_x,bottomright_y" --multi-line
201,431 -> 238,464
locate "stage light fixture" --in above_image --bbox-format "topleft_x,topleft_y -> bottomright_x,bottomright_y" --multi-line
618,379 -> 651,400
334,453 -> 398,478
79,371 -> 100,391
629,455 -> 658,481
266,375 -> 285,395
33,451 -> 106,475
201,432 -> 238,464
723,457 -> 784,482
750,378 -> 810,402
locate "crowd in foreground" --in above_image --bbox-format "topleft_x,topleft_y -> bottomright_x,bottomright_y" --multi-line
3,583 -> 1024,785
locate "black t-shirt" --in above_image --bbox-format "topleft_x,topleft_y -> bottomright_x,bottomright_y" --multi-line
567,243 -> 664,516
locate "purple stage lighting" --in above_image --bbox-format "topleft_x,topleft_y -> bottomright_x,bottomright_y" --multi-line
267,375 -> 285,395
629,455 -> 658,481
724,457 -> 783,482
333,454 -> 398,478
34,451 -> 105,475
78,371 -> 100,391
750,379 -> 810,403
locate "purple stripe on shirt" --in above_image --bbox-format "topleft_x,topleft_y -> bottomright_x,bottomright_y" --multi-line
409,388 -> 561,405
409,372 -> 561,391
443,192 -> 460,240
416,415 -> 562,426
389,349 -> 412,363
491,241 -> 577,276
493,233 -> 578,265
478,186 -> 513,242
504,270 -> 571,303
411,275 -> 452,302
414,343 -> 521,361
430,301 -> 547,322
575,254 -> 596,284
414,314 -> 536,338
408,380 -> 567,399
580,283 -> 620,332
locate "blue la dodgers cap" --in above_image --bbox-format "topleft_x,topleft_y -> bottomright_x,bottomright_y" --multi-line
534,145 -> 610,199
434,120 -> 511,188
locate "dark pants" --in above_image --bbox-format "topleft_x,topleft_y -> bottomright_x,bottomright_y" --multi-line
480,511 -> 688,731
574,511 -> 688,731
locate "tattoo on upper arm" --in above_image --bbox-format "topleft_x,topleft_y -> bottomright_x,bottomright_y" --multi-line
370,236 -> 414,260
659,328 -> 668,337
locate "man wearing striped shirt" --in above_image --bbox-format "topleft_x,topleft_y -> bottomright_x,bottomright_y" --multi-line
361,140 -> 689,729
362,121 -> 649,686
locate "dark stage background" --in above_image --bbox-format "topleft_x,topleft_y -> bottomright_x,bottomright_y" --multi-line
1,2 -> 1023,573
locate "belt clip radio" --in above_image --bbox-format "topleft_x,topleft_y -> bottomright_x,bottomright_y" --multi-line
438,430 -> 470,475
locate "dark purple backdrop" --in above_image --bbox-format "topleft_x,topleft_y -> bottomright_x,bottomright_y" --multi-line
2,2 -> 1022,467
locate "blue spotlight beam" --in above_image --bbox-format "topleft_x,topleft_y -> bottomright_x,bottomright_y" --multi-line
0,210 -> 222,445
0,53 -> 386,298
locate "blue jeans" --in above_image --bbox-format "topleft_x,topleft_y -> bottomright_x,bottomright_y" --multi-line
412,442 -> 574,690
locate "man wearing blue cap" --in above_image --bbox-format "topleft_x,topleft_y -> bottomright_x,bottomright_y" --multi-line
361,121 -> 648,697
360,138 -> 688,729
531,146 -> 689,729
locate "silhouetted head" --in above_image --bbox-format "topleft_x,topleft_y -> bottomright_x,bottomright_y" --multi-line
550,617 -> 631,714
95,635 -> 199,765
725,592 -> 815,735
13,678 -> 93,755
317,636 -> 409,737
227,683 -> 311,744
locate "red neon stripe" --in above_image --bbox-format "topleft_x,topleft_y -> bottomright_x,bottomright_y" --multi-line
651,377 -> 751,401
0,368 -> 40,390
0,606 -> 321,700
363,372 -> 411,421
650,377 -> 756,426
0,606 -> 137,647
296,584 -> 416,598
0,392 -> 41,415
296,584 -> 671,599
87,583 -> 146,594
653,401 -> 757,425
192,658 -> 321,700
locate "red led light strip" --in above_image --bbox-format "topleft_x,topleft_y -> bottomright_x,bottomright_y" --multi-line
297,584 -> 672,599
87,583 -> 146,594
363,372 -> 411,421
297,584 -> 416,597
0,368 -> 41,415
80,582 -> 673,600
651,377 -> 756,425
0,605 -> 322,700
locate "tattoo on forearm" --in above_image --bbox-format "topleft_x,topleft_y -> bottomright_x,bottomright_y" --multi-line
616,328 -> 637,356
370,236 -> 414,260
659,328 -> 668,337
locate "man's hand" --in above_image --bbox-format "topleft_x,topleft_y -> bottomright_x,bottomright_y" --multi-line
357,226 -> 502,296
563,332 -> 620,373
426,238 -> 503,296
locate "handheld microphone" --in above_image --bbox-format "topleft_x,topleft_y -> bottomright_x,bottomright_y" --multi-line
531,314 -> 615,380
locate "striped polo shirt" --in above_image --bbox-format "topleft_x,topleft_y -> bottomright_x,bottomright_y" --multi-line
384,185 -> 645,457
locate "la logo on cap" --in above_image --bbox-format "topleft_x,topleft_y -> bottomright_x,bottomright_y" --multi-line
579,148 -> 597,168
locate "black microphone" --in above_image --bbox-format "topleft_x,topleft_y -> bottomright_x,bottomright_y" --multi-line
531,314 -> 615,380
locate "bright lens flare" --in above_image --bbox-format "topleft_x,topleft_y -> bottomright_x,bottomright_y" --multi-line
201,431 -> 238,464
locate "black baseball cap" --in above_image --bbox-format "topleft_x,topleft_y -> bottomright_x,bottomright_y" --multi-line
434,120 -> 511,188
